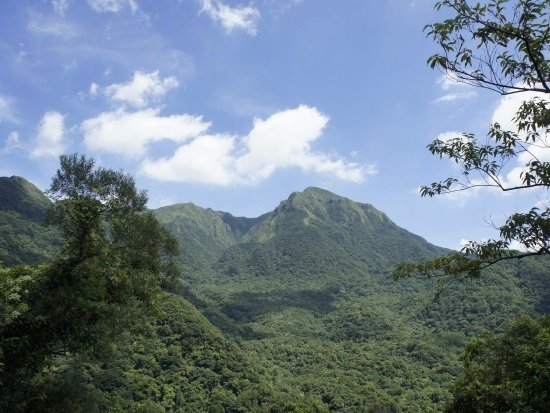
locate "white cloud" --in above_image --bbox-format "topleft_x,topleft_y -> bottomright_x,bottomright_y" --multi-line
434,88 -> 550,205
459,238 -> 470,249
491,88 -> 549,133
437,74 -> 464,90
200,0 -> 260,35
435,91 -> 477,104
235,105 -> 330,180
141,134 -> 238,185
87,0 -> 138,13
435,131 -> 464,143
235,105 -> 367,183
52,0 -> 70,16
491,88 -> 550,189
81,108 -> 211,158
26,11 -> 78,38
30,112 -> 66,158
1,131 -> 23,154
89,82 -> 99,96
507,239 -> 530,252
103,71 -> 179,108
80,71 -> 369,186
434,74 -> 477,104
141,105 -> 373,185
0,95 -> 18,124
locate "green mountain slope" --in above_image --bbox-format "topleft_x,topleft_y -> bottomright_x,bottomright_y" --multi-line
0,177 -> 59,266
176,187 -> 549,412
216,187 -> 443,279
0,176 -> 51,221
154,203 -> 271,276
42,290 -> 328,412
154,203 -> 239,272
1,177 -> 548,412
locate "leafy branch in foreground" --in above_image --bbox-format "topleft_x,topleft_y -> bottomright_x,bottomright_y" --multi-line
426,0 -> 550,94
396,0 -> 550,279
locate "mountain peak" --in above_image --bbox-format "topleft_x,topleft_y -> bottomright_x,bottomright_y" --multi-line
278,187 -> 377,224
293,186 -> 341,200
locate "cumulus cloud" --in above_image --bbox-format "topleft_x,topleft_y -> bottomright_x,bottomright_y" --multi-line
491,88 -> 549,133
491,88 -> 550,189
141,105 -> 373,185
434,87 -> 550,205
30,112 -> 66,158
141,134 -> 238,185
235,106 -> 330,180
80,72 -> 369,185
81,108 -> 211,158
89,82 -> 99,96
435,131 -> 464,143
437,74 -> 462,90
102,71 -> 179,108
200,0 -> 260,35
87,0 -> 138,13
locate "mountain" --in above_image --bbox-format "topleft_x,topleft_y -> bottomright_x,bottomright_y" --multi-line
0,176 -> 51,221
155,187 -> 444,281
156,186 -> 549,412
216,187 -> 443,279
154,203 -> 271,278
0,176 -> 59,266
1,177 -> 548,412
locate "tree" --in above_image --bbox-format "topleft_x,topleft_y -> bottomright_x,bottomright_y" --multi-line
394,0 -> 550,279
444,315 -> 550,412
0,154 -> 179,410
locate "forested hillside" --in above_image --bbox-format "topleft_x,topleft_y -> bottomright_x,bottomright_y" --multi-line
0,176 -> 59,266
1,177 -> 548,412
156,186 -> 549,412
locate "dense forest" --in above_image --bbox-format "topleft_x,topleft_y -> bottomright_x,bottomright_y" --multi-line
0,167 -> 548,412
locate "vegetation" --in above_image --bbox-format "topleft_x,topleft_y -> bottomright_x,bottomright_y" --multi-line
158,186 -> 549,412
395,0 -> 550,279
0,155 -> 181,411
445,315 -> 550,413
1,167 -> 548,411
0,176 -> 59,266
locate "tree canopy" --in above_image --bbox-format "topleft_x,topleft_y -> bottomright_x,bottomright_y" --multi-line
445,315 -> 550,412
0,154 -> 179,410
395,0 -> 550,279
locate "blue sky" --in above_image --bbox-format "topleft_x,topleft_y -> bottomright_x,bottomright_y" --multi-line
0,0 -> 546,250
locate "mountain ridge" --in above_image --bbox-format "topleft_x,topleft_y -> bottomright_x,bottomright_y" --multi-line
1,175 -> 549,412
152,185 -> 444,281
